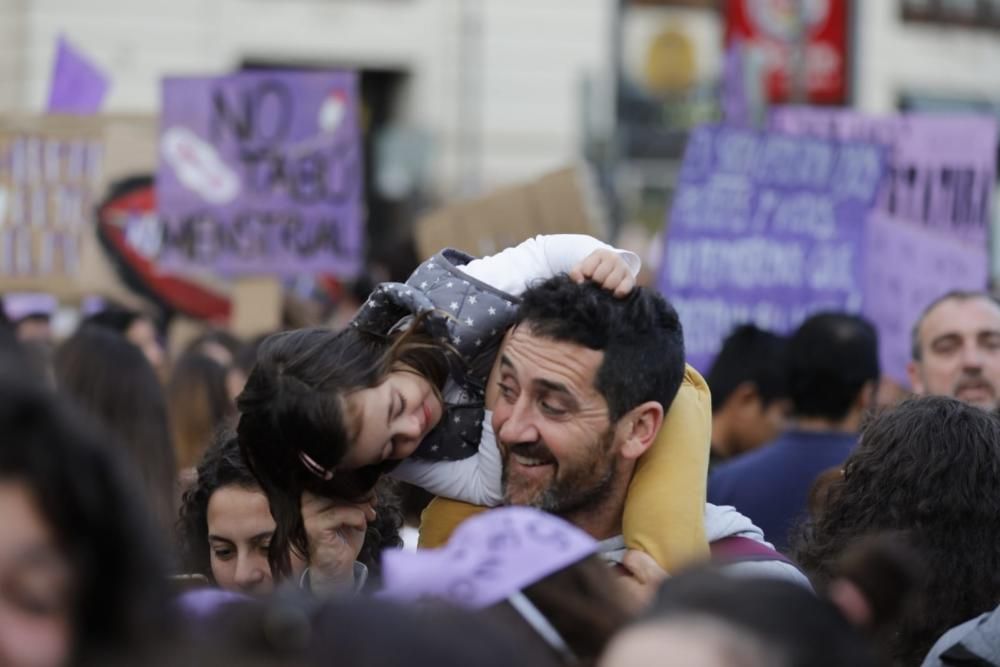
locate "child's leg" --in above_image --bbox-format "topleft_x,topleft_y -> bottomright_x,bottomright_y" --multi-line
623,364 -> 712,572
418,497 -> 487,549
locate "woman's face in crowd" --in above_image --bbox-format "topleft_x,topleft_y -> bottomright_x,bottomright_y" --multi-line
206,485 -> 306,595
341,367 -> 444,469
0,481 -> 72,667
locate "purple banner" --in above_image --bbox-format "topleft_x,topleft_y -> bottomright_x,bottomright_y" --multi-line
47,36 -> 109,115
157,71 -> 363,276
657,124 -> 884,372
771,108 -> 996,383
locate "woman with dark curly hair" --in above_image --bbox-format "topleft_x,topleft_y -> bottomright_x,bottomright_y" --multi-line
792,396 -> 1000,666
178,433 -> 401,595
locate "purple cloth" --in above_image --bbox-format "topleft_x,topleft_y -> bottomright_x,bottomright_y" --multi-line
176,588 -> 249,619
46,36 -> 109,114
378,507 -> 597,609
3,292 -> 57,321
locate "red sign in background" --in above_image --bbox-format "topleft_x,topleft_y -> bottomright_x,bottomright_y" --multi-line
725,0 -> 849,105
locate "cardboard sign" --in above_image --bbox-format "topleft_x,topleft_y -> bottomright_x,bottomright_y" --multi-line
415,166 -> 607,260
157,71 -> 363,277
0,116 -> 104,286
658,124 -> 884,372
770,108 -> 996,383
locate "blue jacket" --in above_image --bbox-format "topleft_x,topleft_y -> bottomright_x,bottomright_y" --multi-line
707,430 -> 858,553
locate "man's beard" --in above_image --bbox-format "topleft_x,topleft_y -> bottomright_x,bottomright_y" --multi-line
951,372 -> 1000,412
500,427 -> 619,519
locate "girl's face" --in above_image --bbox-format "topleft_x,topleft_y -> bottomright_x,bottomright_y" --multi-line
0,481 -> 72,667
341,367 -> 444,469
207,485 -> 306,595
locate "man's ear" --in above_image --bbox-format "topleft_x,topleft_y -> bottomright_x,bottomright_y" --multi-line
618,401 -> 665,461
730,381 -> 763,408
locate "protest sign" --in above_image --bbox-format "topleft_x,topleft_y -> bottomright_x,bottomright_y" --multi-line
157,71 -> 363,277
657,124 -> 884,372
0,116 -> 104,290
771,108 -> 996,383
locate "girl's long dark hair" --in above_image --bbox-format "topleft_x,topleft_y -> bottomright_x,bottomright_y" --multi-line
237,318 -> 448,577
792,396 -> 1000,666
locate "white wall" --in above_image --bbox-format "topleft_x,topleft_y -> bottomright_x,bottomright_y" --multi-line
855,1 -> 1000,112
0,0 -> 29,110
5,0 -> 612,197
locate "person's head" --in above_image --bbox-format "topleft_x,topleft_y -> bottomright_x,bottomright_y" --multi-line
54,325 -> 178,540
907,291 -> 1000,412
600,569 -> 878,667
785,313 -> 879,427
178,433 -> 306,595
793,396 -> 1000,665
237,323 -> 447,575
183,329 -> 243,368
84,306 -> 165,375
707,324 -> 790,457
181,433 -> 402,594
141,594 -> 545,667
3,293 -> 58,344
0,379 -> 171,666
493,276 -> 685,527
167,351 -> 236,471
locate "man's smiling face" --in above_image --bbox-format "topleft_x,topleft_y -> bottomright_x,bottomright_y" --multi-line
491,325 -> 622,517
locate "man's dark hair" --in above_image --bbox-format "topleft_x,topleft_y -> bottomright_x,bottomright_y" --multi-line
516,276 -> 685,422
707,324 -> 788,412
786,313 -> 879,421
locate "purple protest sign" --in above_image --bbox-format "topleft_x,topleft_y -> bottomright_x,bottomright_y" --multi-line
658,125 -> 885,372
157,71 -> 363,277
771,108 -> 996,383
47,36 -> 109,114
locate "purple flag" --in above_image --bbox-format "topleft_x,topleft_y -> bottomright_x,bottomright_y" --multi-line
770,108 -> 996,383
657,125 -> 885,372
156,71 -> 364,277
46,36 -> 109,114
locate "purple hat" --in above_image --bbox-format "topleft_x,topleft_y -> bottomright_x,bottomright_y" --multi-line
3,292 -> 58,322
378,507 -> 597,610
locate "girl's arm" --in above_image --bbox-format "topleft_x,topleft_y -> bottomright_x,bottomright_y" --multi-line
388,411 -> 504,506
457,234 -> 640,297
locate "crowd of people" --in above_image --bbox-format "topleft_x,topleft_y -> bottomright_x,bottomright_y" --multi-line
2,234 -> 1000,666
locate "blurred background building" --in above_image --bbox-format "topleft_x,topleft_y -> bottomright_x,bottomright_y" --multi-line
3,0 -> 1000,327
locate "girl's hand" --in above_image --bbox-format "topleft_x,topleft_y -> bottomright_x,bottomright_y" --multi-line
570,249 -> 636,298
614,549 -> 668,614
301,491 -> 374,595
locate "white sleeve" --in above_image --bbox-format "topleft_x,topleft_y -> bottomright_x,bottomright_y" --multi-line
388,411 -> 504,506
456,234 -> 641,297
